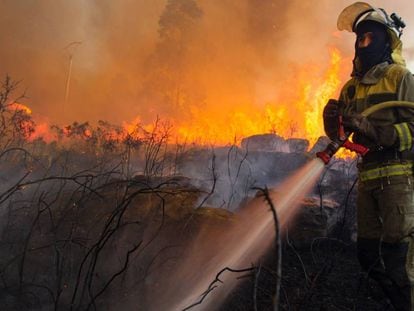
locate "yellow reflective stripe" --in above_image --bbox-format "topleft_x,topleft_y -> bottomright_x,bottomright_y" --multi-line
359,163 -> 413,182
394,122 -> 412,151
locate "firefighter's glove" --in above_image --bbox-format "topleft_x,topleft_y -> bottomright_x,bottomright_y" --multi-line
342,113 -> 397,148
323,99 -> 340,140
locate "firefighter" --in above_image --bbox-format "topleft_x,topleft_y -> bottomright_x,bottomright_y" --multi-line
323,2 -> 414,310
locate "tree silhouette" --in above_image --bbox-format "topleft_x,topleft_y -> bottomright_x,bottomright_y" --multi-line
138,0 -> 204,120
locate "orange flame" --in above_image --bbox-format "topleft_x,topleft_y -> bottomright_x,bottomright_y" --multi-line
28,122 -> 53,142
172,47 -> 343,145
8,102 -> 32,114
23,48 -> 349,151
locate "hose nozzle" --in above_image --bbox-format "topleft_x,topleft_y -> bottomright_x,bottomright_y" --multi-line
316,138 -> 369,165
316,140 -> 342,165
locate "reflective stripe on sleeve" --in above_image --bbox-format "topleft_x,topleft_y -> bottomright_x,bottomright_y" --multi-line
394,122 -> 412,151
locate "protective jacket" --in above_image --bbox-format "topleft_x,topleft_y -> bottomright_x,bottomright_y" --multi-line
338,62 -> 414,311
339,62 -> 414,173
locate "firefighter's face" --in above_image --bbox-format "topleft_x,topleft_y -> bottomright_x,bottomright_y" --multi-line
357,32 -> 374,48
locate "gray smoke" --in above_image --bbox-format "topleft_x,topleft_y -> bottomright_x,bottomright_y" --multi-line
1,0 -> 412,127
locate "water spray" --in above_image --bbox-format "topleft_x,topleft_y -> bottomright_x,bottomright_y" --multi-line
162,159 -> 325,311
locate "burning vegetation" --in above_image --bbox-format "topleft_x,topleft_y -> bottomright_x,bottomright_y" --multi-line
0,74 -> 389,310
1,0 -> 404,310
4,47 -> 344,147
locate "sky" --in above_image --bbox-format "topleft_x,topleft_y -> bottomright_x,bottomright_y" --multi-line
0,0 -> 413,126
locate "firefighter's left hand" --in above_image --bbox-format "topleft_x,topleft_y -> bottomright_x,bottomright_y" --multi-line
342,113 -> 397,147
323,99 -> 340,140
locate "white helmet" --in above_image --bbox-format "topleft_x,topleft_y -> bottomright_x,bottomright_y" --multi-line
337,2 -> 406,66
337,2 -> 405,38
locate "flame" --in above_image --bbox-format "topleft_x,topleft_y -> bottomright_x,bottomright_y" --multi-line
172,47 -> 343,145
305,48 -> 342,143
28,122 -> 52,142
19,49 -> 349,151
8,102 -> 32,114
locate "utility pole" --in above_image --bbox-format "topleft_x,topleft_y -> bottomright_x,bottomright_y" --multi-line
63,41 -> 82,115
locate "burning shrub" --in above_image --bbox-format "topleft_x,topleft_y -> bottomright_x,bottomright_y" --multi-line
0,76 -> 36,150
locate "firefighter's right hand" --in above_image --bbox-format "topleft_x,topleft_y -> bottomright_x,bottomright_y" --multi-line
323,99 -> 340,140
342,113 -> 397,148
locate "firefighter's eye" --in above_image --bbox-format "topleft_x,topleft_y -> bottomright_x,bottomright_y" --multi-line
357,32 -> 373,41
357,32 -> 373,47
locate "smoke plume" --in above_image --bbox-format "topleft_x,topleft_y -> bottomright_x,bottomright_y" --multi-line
0,0 -> 413,128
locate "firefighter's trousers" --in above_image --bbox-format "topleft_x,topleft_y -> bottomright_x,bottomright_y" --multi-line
357,173 -> 414,311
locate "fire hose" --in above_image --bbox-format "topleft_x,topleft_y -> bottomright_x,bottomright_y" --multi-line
316,101 -> 414,164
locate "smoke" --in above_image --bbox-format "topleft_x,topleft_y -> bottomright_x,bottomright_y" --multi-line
0,0 -> 413,127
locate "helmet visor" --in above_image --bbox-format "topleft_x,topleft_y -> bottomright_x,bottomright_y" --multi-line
337,2 -> 374,32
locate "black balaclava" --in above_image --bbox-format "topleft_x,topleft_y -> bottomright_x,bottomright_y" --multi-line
353,20 -> 392,77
